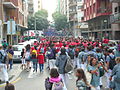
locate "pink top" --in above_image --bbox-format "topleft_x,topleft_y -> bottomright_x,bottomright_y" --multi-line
49,77 -> 61,83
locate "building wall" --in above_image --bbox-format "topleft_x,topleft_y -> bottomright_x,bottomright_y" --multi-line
111,2 -> 120,40
1,0 -> 28,44
38,0 -> 42,11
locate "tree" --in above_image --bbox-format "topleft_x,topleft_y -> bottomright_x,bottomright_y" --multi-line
28,9 -> 49,30
35,9 -> 48,18
52,12 -> 68,31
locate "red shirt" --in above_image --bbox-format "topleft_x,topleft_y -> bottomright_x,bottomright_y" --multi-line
37,54 -> 44,64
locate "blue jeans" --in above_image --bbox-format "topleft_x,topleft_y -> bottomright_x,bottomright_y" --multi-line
39,64 -> 44,72
9,60 -> 13,69
33,62 -> 38,72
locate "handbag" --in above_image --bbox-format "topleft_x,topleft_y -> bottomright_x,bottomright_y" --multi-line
7,52 -> 13,60
65,58 -> 73,73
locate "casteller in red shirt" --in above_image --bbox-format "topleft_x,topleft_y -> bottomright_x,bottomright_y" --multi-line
37,53 -> 44,64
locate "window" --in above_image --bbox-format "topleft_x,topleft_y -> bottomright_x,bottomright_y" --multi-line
77,0 -> 82,2
78,6 -> 82,9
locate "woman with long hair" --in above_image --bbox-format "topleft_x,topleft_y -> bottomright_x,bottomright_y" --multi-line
75,69 -> 90,90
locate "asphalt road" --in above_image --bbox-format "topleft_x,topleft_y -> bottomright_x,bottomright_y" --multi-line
0,63 -> 109,90
0,67 -> 76,90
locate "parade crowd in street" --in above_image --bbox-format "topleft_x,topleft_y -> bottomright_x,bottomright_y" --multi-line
0,37 -> 120,90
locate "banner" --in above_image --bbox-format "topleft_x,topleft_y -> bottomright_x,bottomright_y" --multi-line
7,20 -> 16,35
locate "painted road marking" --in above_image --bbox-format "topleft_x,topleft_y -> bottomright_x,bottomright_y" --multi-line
0,77 -> 21,87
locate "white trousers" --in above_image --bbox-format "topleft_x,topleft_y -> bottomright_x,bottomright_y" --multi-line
49,59 -> 56,69
60,74 -> 68,90
0,63 -> 9,82
105,69 -> 112,88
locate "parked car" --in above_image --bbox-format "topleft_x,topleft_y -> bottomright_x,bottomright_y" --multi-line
12,45 -> 24,62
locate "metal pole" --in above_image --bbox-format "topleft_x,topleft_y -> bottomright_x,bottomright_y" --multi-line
10,20 -> 12,45
1,0 -> 3,42
35,17 -> 36,36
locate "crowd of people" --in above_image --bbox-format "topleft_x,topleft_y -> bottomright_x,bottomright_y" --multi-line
0,36 -> 120,90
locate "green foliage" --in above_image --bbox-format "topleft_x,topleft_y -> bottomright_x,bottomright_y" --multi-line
52,12 -> 68,31
28,9 -> 49,30
35,9 -> 48,18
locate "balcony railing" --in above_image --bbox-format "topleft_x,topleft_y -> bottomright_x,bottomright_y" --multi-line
28,8 -> 34,13
3,0 -> 17,8
97,8 -> 112,14
69,1 -> 77,7
110,13 -> 120,23
69,10 -> 77,14
110,0 -> 120,3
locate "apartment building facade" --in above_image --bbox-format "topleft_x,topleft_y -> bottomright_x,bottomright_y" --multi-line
0,0 -> 28,45
38,0 -> 42,11
28,0 -> 34,16
83,0 -> 112,40
110,0 -> 120,40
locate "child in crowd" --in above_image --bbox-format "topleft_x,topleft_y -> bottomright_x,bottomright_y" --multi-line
45,68 -> 63,90
38,51 -> 45,72
75,68 -> 90,90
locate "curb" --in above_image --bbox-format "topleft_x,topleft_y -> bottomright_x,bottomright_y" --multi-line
0,77 -> 21,87
0,64 -> 22,87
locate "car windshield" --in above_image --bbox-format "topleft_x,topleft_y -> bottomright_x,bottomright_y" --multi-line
13,47 -> 21,51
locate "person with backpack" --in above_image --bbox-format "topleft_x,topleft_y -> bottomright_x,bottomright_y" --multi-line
105,49 -> 116,88
78,48 -> 86,70
75,69 -> 91,90
109,57 -> 120,90
45,68 -> 63,90
67,45 -> 75,60
55,48 -> 70,90
7,45 -> 14,69
96,48 -> 105,88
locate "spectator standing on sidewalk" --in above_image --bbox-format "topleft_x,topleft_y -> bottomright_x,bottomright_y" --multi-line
7,45 -> 14,69
5,81 -> 15,90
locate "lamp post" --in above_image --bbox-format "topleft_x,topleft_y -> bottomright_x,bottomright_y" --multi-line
104,19 -> 108,39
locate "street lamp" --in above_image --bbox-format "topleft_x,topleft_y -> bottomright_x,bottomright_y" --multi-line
104,19 -> 108,39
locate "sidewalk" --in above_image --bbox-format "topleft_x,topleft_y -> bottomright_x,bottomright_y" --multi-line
0,64 -> 22,84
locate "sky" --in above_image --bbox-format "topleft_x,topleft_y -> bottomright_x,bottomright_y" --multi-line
42,0 -> 57,21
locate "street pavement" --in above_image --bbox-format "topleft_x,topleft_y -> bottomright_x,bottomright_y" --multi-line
0,64 -> 108,90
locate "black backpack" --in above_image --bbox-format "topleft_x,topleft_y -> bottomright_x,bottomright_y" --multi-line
97,54 -> 104,62
45,77 -> 53,90
109,55 -> 116,70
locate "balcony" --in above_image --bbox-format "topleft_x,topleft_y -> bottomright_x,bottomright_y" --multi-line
28,0 -> 33,5
110,0 -> 120,3
97,8 -> 112,16
69,10 -> 77,15
28,8 -> 34,13
110,13 -> 120,23
69,1 -> 77,7
3,0 -> 17,9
